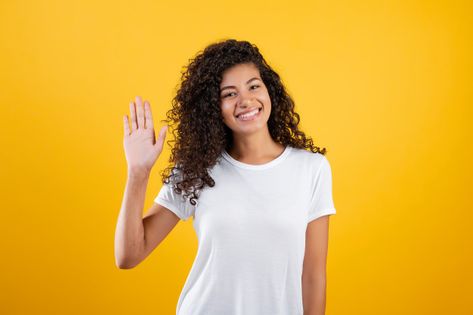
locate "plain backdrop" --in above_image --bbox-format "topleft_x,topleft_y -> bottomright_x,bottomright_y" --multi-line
0,0 -> 471,314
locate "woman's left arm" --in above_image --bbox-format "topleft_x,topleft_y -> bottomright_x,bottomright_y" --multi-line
302,215 -> 331,315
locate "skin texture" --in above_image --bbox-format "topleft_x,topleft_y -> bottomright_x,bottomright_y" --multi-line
303,215 -> 331,315
116,96 -> 177,269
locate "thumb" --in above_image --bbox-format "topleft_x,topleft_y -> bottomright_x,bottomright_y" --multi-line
154,125 -> 168,151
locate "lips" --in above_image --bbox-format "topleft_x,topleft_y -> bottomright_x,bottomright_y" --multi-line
235,107 -> 262,118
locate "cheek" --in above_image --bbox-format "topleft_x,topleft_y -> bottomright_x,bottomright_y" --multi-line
220,103 -> 234,120
259,90 -> 271,104
261,94 -> 271,110
220,101 -> 229,111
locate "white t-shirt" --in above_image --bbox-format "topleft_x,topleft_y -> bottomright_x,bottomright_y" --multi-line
154,145 -> 336,315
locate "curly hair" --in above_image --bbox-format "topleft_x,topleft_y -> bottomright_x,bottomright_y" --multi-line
160,38 -> 327,207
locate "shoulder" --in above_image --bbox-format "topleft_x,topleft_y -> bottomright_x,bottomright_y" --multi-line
289,146 -> 328,168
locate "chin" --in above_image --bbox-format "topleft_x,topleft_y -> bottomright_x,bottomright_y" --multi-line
231,120 -> 269,135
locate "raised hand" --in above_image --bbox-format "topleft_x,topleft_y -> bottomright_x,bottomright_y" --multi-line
123,96 -> 168,175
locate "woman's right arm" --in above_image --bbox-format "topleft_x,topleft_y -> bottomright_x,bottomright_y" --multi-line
115,167 -> 180,269
114,96 -> 177,269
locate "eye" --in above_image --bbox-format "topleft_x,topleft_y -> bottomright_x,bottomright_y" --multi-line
221,85 -> 260,98
222,92 -> 235,98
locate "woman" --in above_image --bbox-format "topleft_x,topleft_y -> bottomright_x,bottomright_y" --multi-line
115,39 -> 337,315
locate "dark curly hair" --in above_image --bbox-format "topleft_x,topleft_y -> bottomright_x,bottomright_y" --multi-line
160,38 -> 327,207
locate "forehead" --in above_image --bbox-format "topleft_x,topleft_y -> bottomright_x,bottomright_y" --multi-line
220,63 -> 261,85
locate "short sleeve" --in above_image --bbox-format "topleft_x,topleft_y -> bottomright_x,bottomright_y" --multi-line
154,174 -> 196,222
307,155 -> 337,223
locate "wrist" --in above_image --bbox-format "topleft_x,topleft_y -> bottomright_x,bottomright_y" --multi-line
127,166 -> 151,180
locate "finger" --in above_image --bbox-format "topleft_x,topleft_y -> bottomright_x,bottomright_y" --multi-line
155,125 -> 168,150
123,115 -> 130,136
135,95 -> 145,129
144,100 -> 154,129
129,101 -> 137,131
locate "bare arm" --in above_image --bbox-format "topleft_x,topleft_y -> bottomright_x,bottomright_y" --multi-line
114,95 -> 174,269
302,215 -> 331,315
115,169 -> 148,269
115,169 -> 181,269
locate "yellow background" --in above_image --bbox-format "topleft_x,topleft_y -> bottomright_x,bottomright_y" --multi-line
1,0 -> 471,314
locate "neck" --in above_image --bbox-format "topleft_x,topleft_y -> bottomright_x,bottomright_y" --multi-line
228,129 -> 285,164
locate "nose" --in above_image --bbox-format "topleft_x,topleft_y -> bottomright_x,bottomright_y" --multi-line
237,91 -> 256,108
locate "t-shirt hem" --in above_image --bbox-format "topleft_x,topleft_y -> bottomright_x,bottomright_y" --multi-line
154,197 -> 187,221
307,208 -> 336,223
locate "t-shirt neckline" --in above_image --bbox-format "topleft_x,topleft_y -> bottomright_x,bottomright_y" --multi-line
222,145 -> 292,170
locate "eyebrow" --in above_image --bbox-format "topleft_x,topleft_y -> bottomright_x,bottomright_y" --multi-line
220,77 -> 261,92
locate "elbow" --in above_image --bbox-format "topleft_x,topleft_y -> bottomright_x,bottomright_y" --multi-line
115,256 -> 139,269
115,248 -> 141,269
116,262 -> 135,270
114,236 -> 145,269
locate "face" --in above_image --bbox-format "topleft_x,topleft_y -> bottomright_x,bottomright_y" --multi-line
219,62 -> 271,136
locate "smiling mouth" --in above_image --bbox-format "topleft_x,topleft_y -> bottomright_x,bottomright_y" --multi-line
236,107 -> 262,121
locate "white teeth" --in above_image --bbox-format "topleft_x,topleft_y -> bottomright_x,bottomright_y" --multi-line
237,108 -> 260,120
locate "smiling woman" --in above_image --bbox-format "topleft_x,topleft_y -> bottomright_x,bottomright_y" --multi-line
115,39 -> 336,315
220,63 -> 270,130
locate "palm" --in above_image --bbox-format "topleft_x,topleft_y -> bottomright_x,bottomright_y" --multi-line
123,96 -> 168,174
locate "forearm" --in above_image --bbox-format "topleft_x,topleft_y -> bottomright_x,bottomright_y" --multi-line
302,275 -> 327,315
114,168 -> 150,268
